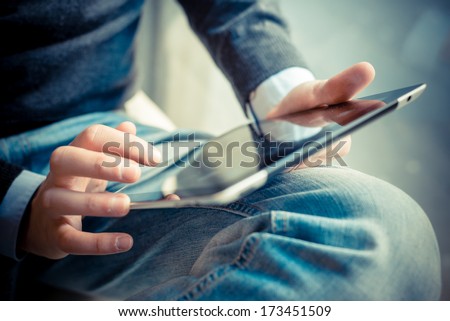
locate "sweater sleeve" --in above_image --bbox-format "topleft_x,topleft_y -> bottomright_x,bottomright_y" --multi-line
177,0 -> 307,105
0,159 -> 22,203
0,159 -> 45,260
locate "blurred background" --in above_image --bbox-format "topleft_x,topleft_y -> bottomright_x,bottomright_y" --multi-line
135,0 -> 450,299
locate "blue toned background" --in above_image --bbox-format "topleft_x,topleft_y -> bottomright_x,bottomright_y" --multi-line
136,0 -> 450,299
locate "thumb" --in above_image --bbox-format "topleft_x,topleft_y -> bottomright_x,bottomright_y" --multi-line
268,62 -> 375,119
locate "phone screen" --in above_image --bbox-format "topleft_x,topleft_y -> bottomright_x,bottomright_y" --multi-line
120,84 -> 422,203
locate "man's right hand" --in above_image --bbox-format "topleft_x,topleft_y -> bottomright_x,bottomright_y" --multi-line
20,121 -> 160,259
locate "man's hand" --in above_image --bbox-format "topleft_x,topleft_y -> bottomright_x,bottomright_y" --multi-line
20,121 -> 161,259
267,62 -> 375,168
267,62 -> 376,119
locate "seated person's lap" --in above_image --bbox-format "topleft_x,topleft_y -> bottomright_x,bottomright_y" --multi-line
1,113 -> 440,300
34,166 -> 441,300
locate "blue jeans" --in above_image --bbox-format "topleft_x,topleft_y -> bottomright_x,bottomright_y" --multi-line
0,111 -> 441,300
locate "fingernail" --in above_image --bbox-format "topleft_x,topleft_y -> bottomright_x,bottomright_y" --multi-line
115,236 -> 133,251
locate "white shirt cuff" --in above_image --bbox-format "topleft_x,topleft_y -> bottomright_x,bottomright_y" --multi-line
0,170 -> 45,260
249,67 -> 315,119
247,67 -> 321,141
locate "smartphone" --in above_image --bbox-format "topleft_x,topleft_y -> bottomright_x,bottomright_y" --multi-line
118,83 -> 426,209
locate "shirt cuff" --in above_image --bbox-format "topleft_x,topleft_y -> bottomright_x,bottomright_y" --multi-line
249,67 -> 315,119
0,170 -> 45,260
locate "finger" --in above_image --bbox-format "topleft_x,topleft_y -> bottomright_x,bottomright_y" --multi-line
82,122 -> 137,193
293,136 -> 352,170
42,188 -> 130,217
268,62 -> 375,118
116,121 -> 137,135
319,62 -> 375,104
50,146 -> 141,184
325,99 -> 385,126
71,124 -> 161,166
280,98 -> 385,128
57,226 -> 133,255
85,179 -> 108,193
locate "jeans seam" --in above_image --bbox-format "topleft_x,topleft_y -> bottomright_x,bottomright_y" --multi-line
224,200 -> 264,216
181,199 -> 266,218
174,233 -> 261,300
172,205 -> 255,218
173,211 -> 288,300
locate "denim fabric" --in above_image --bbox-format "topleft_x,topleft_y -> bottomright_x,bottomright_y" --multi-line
0,111 -> 441,300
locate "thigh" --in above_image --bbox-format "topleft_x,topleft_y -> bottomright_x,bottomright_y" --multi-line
31,206 -> 246,299
172,166 -> 440,300
32,166 -> 441,300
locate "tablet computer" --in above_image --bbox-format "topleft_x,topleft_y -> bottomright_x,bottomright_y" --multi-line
115,83 -> 426,209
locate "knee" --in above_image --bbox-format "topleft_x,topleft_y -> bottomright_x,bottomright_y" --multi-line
280,167 -> 442,299
359,174 -> 441,299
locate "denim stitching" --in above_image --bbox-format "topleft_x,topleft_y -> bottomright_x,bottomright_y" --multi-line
173,210 -> 298,300
224,200 -> 263,216
174,209 -> 303,300
174,205 -> 255,218
175,232 -> 261,300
